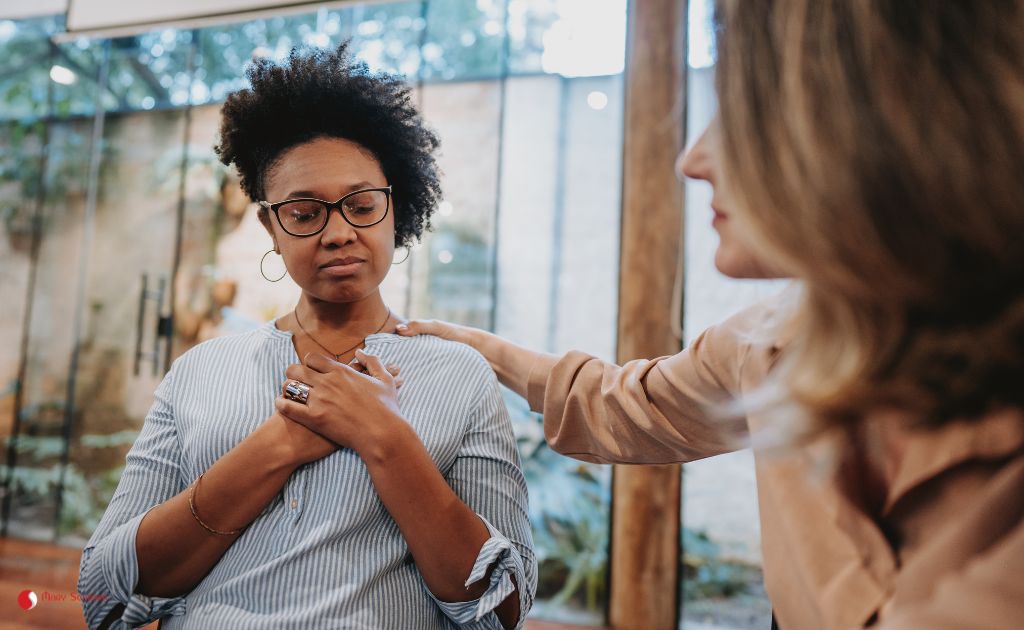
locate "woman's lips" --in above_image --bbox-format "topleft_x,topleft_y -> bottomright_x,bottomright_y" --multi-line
320,259 -> 365,276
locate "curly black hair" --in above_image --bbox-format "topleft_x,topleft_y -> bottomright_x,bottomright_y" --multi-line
215,42 -> 442,247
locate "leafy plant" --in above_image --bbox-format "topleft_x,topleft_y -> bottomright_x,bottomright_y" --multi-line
4,429 -> 134,537
681,527 -> 761,600
504,389 -> 610,613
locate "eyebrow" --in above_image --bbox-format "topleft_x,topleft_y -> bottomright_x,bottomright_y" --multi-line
281,181 -> 381,200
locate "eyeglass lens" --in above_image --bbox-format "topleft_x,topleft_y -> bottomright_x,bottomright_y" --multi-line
277,189 -> 388,235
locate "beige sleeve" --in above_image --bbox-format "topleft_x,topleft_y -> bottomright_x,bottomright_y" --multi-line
526,303 -> 773,465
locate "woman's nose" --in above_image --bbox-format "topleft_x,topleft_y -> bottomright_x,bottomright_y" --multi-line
320,208 -> 358,245
677,128 -> 712,184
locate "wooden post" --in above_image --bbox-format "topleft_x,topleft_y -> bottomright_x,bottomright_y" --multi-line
609,0 -> 687,629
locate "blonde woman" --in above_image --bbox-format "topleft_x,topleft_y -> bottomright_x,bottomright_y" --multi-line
401,1 -> 1024,628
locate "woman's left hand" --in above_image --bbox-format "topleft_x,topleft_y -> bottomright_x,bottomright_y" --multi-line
275,349 -> 405,454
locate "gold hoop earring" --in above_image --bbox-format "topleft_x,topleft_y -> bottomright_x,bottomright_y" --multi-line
392,247 -> 411,265
261,249 -> 287,282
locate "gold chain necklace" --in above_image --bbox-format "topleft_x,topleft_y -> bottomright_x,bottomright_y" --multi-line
294,307 -> 392,361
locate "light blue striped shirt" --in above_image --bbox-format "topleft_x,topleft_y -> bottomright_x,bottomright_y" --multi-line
78,322 -> 536,629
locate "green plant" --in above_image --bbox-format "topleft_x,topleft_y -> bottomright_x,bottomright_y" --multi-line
504,389 -> 610,613
4,430 -> 135,537
681,527 -> 761,600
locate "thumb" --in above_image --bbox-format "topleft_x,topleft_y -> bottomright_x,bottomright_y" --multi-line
354,349 -> 393,384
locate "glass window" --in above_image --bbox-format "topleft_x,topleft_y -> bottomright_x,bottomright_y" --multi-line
0,15 -> 62,120
679,1 -> 781,627
105,29 -> 195,111
49,36 -> 109,118
332,3 -> 425,77
494,72 -> 623,624
60,106 -> 188,543
408,78 -> 503,328
194,12 -> 318,105
506,0 -> 557,74
0,3 -> 627,624
5,116 -> 95,541
420,0 -> 508,81
0,118 -> 46,494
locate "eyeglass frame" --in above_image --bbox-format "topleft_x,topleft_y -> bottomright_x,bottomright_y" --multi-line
258,186 -> 393,237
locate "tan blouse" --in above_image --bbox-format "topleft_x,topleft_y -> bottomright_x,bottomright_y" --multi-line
526,296 -> 1024,630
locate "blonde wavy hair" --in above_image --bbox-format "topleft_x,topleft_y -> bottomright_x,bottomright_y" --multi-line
714,0 -> 1024,430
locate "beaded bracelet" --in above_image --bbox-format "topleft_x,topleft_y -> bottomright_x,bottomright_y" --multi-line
188,473 -> 243,536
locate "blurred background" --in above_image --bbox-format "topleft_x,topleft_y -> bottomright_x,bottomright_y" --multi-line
0,0 -> 782,627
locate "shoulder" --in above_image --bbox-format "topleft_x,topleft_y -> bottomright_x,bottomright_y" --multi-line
171,322 -> 284,372
700,284 -> 797,362
369,333 -> 495,387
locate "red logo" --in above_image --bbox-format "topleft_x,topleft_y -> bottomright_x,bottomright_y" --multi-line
18,589 -> 38,610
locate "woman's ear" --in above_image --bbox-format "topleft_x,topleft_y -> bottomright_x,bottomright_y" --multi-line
257,206 -> 278,251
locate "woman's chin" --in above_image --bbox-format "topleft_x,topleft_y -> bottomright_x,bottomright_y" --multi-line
304,282 -> 375,304
714,247 -> 759,279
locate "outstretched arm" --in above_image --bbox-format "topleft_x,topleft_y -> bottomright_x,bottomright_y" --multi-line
396,321 -> 543,399
396,300 -> 779,465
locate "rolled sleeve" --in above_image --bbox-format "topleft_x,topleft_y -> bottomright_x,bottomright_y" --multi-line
434,356 -> 537,628
428,516 -> 528,628
78,365 -> 187,629
79,508 -> 186,628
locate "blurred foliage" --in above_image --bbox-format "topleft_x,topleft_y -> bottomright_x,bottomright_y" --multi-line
507,387 -> 761,617
504,390 -> 609,615
4,428 -> 130,537
682,527 -> 761,600
0,120 -> 44,244
0,15 -> 59,119
0,2 -> 562,123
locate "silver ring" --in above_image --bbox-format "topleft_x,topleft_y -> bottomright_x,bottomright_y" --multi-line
283,380 -> 312,405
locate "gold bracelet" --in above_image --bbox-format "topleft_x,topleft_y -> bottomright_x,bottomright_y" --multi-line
188,473 -> 243,536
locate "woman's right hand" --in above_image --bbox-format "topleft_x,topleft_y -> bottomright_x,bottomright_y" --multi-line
268,363 -> 403,467
395,319 -> 474,345
397,319 -> 542,400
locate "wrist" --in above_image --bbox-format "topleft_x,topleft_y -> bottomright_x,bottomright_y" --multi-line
461,326 -> 489,351
253,415 -> 304,473
356,413 -> 419,469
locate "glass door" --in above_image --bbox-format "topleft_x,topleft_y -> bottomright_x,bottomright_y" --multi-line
4,113 -> 97,541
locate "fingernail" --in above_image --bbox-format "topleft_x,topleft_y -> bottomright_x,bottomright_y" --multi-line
395,323 -> 407,330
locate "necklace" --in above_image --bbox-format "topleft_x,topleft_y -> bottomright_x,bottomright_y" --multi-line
294,306 -> 392,361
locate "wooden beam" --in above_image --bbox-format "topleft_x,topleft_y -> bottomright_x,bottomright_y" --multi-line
609,0 -> 687,629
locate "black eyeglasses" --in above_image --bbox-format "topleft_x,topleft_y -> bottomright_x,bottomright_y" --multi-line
259,186 -> 392,237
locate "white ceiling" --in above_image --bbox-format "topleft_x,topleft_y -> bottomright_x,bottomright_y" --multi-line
66,0 -> 319,32
0,0 -> 68,20
2,0 -> 365,37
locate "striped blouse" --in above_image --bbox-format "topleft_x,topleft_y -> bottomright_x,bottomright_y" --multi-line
77,322 -> 537,629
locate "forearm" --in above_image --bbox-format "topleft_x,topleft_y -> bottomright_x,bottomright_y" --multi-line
135,416 -> 298,597
463,328 -> 549,400
361,421 -> 520,626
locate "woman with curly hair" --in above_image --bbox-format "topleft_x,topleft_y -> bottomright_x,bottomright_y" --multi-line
78,43 -> 535,630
